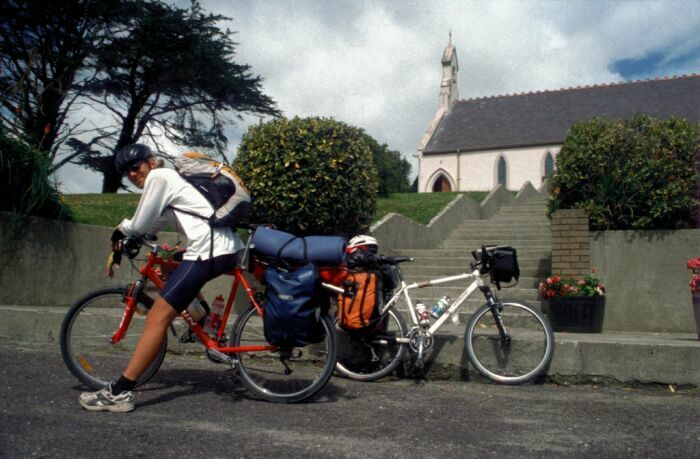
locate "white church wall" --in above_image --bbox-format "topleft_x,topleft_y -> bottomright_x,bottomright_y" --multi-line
460,150 -> 503,191
420,145 -> 561,192
499,145 -> 561,191
420,153 -> 459,192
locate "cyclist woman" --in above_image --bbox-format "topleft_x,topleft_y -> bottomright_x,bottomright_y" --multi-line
79,144 -> 243,413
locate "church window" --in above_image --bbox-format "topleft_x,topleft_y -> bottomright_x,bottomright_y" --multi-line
497,156 -> 507,187
544,152 -> 554,177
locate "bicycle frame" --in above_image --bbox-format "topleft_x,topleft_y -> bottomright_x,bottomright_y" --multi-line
113,238 -> 276,357
380,268 -> 492,339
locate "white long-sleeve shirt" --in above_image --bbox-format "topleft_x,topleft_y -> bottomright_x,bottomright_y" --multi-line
118,168 -> 243,260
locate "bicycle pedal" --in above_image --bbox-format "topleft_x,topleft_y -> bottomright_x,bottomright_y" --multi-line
206,348 -> 231,364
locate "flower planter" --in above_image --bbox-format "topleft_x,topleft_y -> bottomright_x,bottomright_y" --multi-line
693,292 -> 700,340
542,296 -> 605,333
689,257 -> 700,340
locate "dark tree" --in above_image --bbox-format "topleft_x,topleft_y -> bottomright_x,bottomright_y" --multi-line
361,133 -> 411,196
69,0 -> 279,192
0,0 -> 119,159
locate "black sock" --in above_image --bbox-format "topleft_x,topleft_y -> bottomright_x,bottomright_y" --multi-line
111,375 -> 136,395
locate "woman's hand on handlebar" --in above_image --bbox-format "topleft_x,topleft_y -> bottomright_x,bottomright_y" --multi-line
110,228 -> 125,252
105,231 -> 151,277
105,250 -> 123,278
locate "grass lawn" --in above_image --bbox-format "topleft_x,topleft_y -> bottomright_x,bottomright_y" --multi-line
63,193 -> 141,227
375,192 -> 487,225
63,191 -> 488,228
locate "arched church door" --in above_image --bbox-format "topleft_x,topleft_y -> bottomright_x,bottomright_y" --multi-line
432,175 -> 452,192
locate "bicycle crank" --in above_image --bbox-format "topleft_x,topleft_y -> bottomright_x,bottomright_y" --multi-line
407,328 -> 434,368
206,348 -> 234,365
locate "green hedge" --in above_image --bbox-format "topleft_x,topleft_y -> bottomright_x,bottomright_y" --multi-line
234,117 -> 378,235
548,115 -> 699,230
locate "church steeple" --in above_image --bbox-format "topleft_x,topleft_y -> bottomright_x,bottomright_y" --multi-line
439,32 -> 459,111
417,34 -> 461,154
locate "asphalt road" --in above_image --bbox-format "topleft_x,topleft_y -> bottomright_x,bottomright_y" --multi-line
0,343 -> 698,459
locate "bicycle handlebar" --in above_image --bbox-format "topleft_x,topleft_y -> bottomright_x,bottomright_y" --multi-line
112,234 -> 158,259
378,255 -> 414,265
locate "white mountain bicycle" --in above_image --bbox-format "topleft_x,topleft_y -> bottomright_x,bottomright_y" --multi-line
330,245 -> 555,384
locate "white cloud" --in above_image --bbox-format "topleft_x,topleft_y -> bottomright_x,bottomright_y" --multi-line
56,0 -> 700,193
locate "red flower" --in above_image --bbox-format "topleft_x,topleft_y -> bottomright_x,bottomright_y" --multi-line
539,272 -> 605,298
690,275 -> 700,294
687,257 -> 700,271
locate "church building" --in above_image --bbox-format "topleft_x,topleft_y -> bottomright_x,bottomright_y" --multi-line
417,39 -> 700,192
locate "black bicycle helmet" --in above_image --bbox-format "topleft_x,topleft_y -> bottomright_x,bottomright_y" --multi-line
115,143 -> 153,174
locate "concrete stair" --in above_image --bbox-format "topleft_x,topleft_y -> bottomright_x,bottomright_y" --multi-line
391,199 -> 551,320
360,195 -> 700,387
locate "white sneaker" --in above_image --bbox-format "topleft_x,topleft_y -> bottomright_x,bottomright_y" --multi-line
79,382 -> 135,413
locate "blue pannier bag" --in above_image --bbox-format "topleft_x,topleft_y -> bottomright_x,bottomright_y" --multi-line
251,226 -> 346,266
263,262 -> 325,347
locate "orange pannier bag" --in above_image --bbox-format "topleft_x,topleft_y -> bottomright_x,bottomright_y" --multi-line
337,271 -> 381,330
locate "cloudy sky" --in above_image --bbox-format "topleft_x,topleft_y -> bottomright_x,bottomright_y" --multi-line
56,0 -> 700,193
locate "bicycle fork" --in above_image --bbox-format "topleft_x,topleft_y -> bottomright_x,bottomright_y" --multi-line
480,286 -> 511,346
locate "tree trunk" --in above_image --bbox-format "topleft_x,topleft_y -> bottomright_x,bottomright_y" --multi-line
102,167 -> 122,193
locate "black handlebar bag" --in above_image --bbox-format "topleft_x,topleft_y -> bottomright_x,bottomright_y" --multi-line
263,263 -> 325,347
490,247 -> 520,286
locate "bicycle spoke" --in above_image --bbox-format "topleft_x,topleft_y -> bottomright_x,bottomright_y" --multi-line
231,306 -> 337,403
335,306 -> 408,381
60,288 -> 167,390
466,301 -> 553,384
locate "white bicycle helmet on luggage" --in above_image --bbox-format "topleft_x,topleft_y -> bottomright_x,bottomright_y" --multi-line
346,235 -> 378,253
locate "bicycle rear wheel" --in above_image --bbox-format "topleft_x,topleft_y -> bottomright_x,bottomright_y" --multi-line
465,299 -> 554,385
230,305 -> 337,403
334,306 -> 408,381
60,287 -> 167,390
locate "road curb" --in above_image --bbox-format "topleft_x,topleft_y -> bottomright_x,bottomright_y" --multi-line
3,305 -> 698,386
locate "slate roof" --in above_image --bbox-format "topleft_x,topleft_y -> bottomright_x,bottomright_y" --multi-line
423,74 -> 700,154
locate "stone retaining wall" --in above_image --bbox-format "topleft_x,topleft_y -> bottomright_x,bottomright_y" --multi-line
0,213 -> 249,311
591,229 -> 700,333
549,209 -> 700,333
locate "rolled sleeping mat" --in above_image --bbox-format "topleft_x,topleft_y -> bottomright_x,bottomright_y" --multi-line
251,226 -> 347,266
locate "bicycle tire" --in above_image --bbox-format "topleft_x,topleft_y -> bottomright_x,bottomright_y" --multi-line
60,287 -> 167,390
465,299 -> 554,385
230,305 -> 337,403
334,306 -> 408,381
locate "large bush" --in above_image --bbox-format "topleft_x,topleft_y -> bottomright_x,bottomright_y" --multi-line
0,127 -> 70,220
234,117 -> 378,235
548,115 -> 699,230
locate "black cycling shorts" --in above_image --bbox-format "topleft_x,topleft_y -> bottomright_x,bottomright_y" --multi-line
160,252 -> 239,313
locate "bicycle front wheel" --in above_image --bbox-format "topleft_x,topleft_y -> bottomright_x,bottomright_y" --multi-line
60,287 -> 167,390
230,305 -> 337,403
465,300 -> 554,385
335,306 -> 408,381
